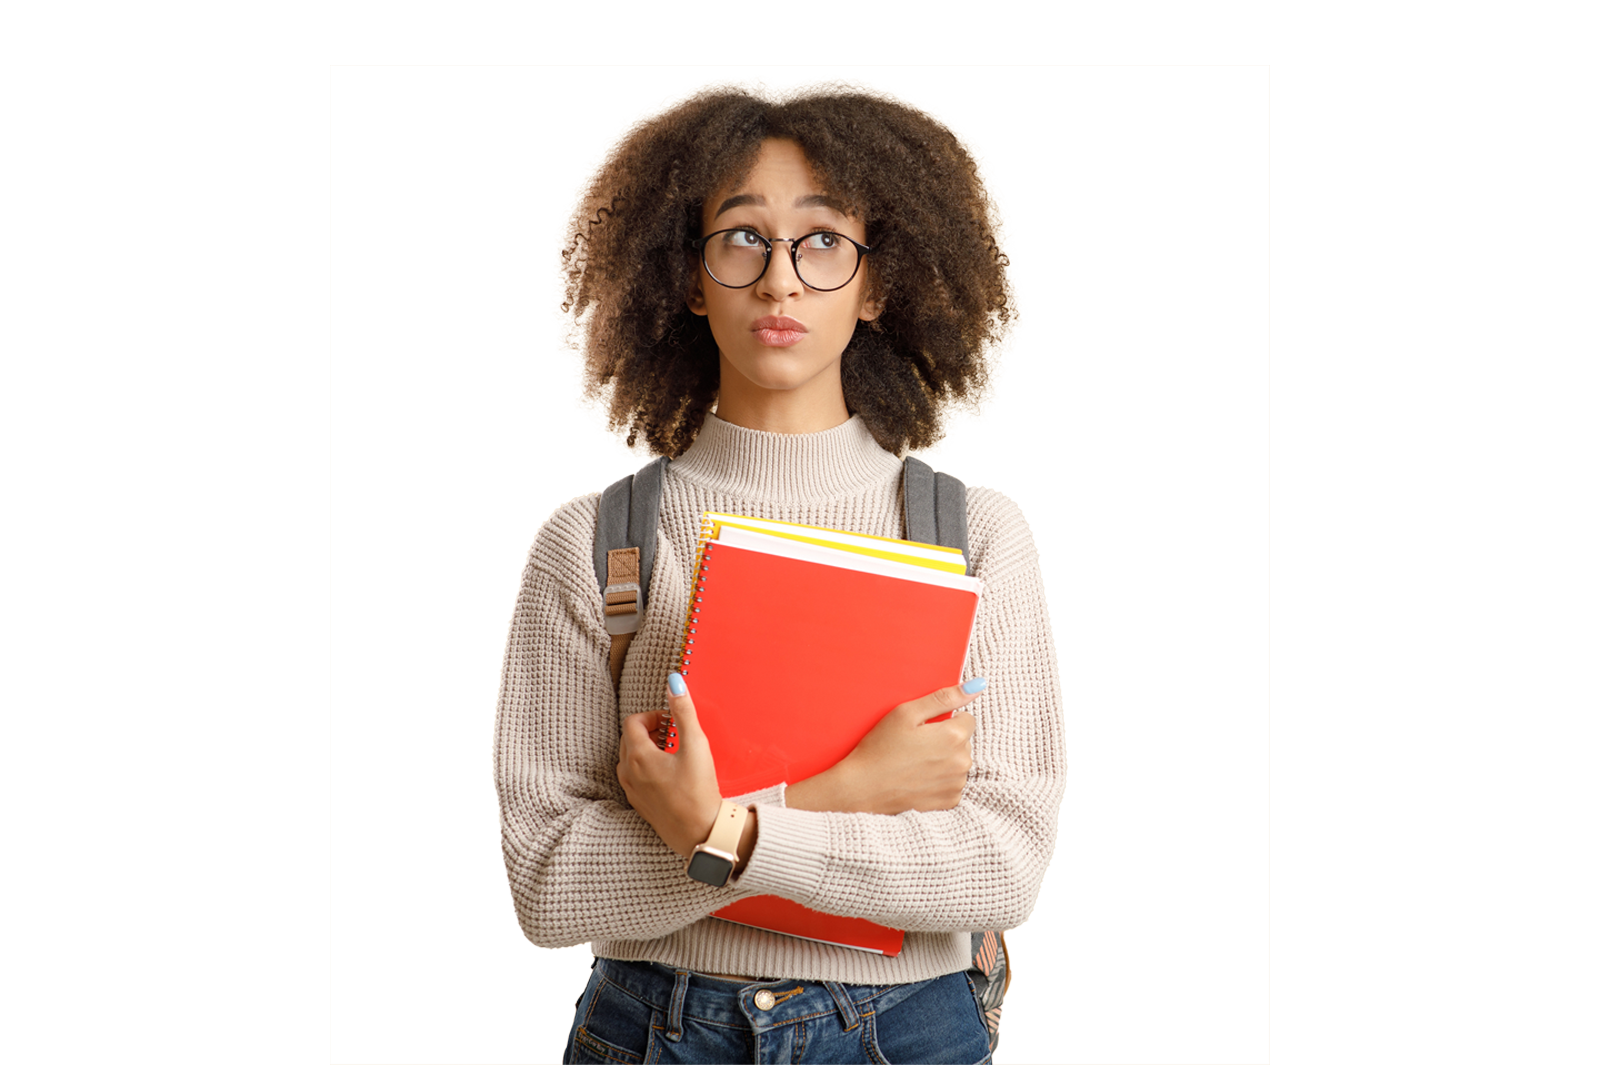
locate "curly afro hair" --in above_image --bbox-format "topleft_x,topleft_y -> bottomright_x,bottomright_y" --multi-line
561,86 -> 1014,457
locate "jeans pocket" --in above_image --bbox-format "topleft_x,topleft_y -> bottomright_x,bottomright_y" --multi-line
566,975 -> 657,1065
863,973 -> 993,1065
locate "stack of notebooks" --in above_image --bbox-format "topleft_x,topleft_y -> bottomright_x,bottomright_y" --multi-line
677,512 -> 985,957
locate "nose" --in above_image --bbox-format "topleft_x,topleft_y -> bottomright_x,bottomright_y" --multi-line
755,238 -> 805,301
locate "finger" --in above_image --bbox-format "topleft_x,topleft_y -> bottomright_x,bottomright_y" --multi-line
628,704 -> 665,745
663,671 -> 703,753
901,677 -> 987,724
617,718 -> 665,786
620,711 -> 666,756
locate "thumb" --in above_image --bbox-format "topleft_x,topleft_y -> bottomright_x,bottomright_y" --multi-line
664,671 -> 700,752
904,677 -> 987,725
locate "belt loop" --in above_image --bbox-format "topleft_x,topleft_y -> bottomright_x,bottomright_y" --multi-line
665,969 -> 690,1042
823,981 -> 860,1031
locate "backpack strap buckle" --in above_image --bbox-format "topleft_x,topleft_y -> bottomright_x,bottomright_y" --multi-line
603,547 -> 642,636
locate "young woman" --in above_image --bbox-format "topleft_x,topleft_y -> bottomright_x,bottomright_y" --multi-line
495,87 -> 1066,1064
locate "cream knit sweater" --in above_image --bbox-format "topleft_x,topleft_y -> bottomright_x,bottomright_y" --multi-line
494,414 -> 1066,984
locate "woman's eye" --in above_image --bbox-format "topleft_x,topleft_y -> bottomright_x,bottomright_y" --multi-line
799,232 -> 842,251
719,229 -> 765,249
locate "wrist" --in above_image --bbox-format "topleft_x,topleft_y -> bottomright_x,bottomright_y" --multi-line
692,796 -> 723,856
684,801 -> 749,887
787,761 -> 875,814
733,805 -> 758,876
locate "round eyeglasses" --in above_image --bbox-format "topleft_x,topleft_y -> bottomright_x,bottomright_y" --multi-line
690,228 -> 873,292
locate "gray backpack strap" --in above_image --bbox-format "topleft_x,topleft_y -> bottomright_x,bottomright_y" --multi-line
902,456 -> 937,545
906,456 -> 999,1052
594,456 -> 669,690
594,476 -> 632,589
593,457 -> 670,609
901,456 -> 968,554
934,470 -> 969,555
627,456 -> 669,610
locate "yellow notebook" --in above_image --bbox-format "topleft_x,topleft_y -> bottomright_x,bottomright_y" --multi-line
698,512 -> 968,575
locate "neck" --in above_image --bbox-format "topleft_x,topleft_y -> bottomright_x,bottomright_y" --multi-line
671,413 -> 902,503
713,357 -> 851,435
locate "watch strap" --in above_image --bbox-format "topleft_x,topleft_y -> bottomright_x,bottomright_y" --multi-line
701,799 -> 748,857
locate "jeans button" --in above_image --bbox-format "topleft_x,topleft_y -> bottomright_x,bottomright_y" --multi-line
753,989 -> 776,1011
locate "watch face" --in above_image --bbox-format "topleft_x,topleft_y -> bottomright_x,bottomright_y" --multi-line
686,849 -> 733,887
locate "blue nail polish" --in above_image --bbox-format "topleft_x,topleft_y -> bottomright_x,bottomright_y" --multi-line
668,672 -> 687,697
960,677 -> 987,695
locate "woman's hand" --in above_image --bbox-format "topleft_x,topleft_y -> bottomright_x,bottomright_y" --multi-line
787,679 -> 986,815
617,673 -> 751,860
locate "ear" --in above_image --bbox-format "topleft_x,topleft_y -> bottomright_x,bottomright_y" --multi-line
856,266 -> 884,322
686,268 -> 708,316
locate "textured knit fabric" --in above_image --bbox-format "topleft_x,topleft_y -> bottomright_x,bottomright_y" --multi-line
495,414 -> 1066,985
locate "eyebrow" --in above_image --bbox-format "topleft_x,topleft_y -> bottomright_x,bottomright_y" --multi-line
712,193 -> 851,218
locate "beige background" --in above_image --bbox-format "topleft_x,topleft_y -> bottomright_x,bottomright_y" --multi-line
18,68 -> 1580,1061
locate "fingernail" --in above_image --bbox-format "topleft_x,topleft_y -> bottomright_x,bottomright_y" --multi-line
668,672 -> 687,697
960,677 -> 987,695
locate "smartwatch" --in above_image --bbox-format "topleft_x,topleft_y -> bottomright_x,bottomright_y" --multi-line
685,800 -> 749,887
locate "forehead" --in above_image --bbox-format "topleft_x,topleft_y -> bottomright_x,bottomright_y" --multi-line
704,138 -> 854,224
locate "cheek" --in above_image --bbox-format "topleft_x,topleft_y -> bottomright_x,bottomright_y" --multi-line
701,288 -> 740,330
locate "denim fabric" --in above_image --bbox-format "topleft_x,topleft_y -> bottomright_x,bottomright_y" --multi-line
563,958 -> 993,1064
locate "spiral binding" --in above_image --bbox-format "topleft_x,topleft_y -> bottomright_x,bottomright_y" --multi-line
680,544 -> 713,678
657,514 -> 721,752
678,513 -> 720,681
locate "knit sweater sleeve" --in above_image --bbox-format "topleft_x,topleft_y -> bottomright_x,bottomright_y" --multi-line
730,488 -> 1067,932
493,496 -> 774,948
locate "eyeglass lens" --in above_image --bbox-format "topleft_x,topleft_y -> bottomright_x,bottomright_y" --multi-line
702,229 -> 862,290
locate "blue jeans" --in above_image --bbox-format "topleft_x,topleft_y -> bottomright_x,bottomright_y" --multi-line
564,958 -> 993,1064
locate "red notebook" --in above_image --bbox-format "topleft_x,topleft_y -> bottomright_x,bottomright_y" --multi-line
678,527 -> 983,955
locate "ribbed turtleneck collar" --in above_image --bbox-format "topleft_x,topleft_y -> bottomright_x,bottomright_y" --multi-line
669,414 -> 903,503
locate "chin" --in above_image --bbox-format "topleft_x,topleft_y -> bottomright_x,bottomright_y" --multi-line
726,352 -> 831,392
745,368 -> 817,392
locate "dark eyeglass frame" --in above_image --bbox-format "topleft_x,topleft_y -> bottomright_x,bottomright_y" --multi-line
689,227 -> 874,292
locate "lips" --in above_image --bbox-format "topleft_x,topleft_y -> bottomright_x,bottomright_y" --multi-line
753,315 -> 807,347
753,316 -> 807,332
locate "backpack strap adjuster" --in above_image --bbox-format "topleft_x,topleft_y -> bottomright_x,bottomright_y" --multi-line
603,548 -> 642,635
